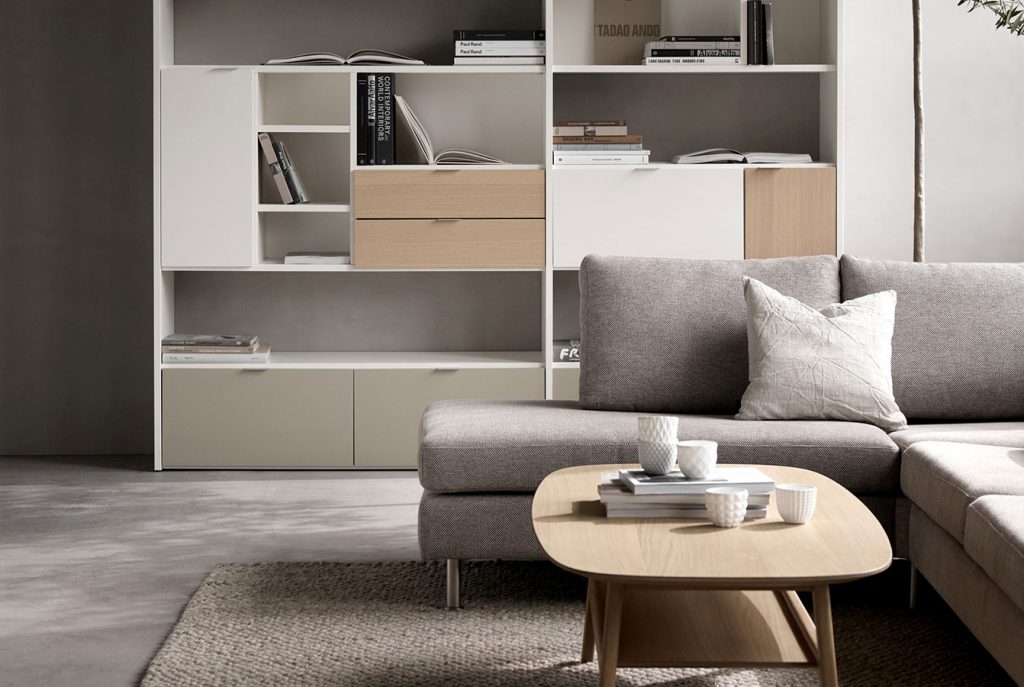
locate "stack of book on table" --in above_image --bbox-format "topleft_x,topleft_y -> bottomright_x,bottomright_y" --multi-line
601,466 -> 775,519
642,35 -> 742,66
552,120 -> 649,165
161,334 -> 270,364
453,30 -> 545,65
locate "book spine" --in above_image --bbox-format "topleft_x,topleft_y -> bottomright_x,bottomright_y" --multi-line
454,47 -> 546,56
662,35 -> 741,42
553,144 -> 643,151
551,135 -> 643,144
764,2 -> 776,65
453,29 -> 545,41
554,154 -> 649,165
554,119 -> 627,127
356,75 -> 368,166
367,74 -> 377,165
643,57 -> 742,65
646,41 -> 741,51
747,1 -> 761,65
551,126 -> 629,136
274,141 -> 307,204
455,40 -> 545,49
649,49 -> 741,57
759,1 -> 768,65
374,73 -> 394,165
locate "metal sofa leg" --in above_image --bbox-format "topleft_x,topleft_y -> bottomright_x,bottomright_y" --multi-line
909,562 -> 919,609
446,559 -> 462,610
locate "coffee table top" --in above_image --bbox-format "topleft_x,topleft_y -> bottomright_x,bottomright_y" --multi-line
532,464 -> 892,588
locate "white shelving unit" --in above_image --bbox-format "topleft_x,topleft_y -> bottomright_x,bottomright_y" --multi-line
153,0 -> 843,470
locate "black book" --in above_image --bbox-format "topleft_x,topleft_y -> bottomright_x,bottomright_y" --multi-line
747,1 -> 763,65
374,73 -> 395,165
356,74 -> 368,166
453,29 -> 545,41
273,141 -> 308,203
367,74 -> 377,165
650,49 -> 741,57
759,2 -> 769,65
661,35 -> 740,42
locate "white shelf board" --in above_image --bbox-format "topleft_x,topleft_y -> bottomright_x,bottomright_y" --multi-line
251,65 -> 545,75
553,64 -> 836,74
552,361 -> 580,369
257,203 -> 351,213
551,162 -> 836,171
161,351 -> 545,370
257,125 -> 350,134
164,264 -> 543,273
355,164 -> 545,171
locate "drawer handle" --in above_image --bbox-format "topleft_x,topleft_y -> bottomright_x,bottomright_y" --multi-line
434,218 -> 461,223
433,368 -> 460,373
241,368 -> 269,373
633,166 -> 660,171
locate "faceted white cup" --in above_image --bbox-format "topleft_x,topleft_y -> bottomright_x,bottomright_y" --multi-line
638,440 -> 677,475
676,440 -> 718,479
776,484 -> 817,524
706,487 -> 749,528
637,416 -> 678,444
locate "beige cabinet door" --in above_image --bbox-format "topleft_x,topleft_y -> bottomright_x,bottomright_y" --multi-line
553,367 -> 581,402
354,368 -> 544,468
162,370 -> 353,468
744,168 -> 837,258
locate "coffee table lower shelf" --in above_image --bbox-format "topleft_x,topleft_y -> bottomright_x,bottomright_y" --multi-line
583,581 -> 836,686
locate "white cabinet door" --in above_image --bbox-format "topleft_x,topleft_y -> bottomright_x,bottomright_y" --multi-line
161,69 -> 253,268
552,167 -> 744,269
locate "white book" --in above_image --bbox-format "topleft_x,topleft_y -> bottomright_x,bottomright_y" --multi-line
453,56 -> 545,65
618,466 -> 775,495
554,153 -> 650,165
606,505 -> 768,520
283,252 -> 351,265
455,47 -> 546,57
671,148 -> 813,165
598,474 -> 772,506
642,57 -> 741,65
264,50 -> 425,66
455,40 -> 545,49
395,95 -> 505,164
645,41 -> 742,51
162,345 -> 271,364
552,125 -> 628,136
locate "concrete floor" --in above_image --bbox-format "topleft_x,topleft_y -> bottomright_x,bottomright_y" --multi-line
0,456 -> 422,687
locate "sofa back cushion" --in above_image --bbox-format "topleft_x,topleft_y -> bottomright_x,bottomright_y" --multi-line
578,254 -> 840,414
840,255 -> 1024,421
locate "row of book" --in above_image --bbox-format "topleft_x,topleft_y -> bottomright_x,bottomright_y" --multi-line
357,73 -> 395,166
258,134 -> 308,204
552,119 -> 649,165
601,467 -> 775,519
642,35 -> 741,66
746,1 -> 777,66
453,29 -> 545,66
161,334 -> 270,364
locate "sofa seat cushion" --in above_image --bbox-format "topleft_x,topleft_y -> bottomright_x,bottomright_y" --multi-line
889,422 -> 1024,450
965,495 -> 1024,611
901,441 -> 1024,542
419,400 -> 900,493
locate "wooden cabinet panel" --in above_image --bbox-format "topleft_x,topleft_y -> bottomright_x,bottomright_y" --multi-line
552,168 -> 744,269
354,170 -> 545,219
354,368 -> 544,467
162,370 -> 353,468
744,168 -> 837,259
161,69 -> 254,268
553,367 -> 581,402
353,219 -> 544,269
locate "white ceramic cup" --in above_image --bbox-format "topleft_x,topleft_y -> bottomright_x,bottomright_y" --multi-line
776,484 -> 817,524
676,440 -> 718,479
705,487 -> 749,528
637,416 -> 678,444
638,440 -> 677,475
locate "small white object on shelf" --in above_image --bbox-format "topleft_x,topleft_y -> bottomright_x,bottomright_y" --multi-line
284,252 -> 351,265
776,484 -> 817,524
706,487 -> 749,528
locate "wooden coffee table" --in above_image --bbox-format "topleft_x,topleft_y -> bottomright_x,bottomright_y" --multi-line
532,465 -> 892,687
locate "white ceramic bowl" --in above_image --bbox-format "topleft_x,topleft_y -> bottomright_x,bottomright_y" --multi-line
775,483 -> 817,524
705,487 -> 748,528
638,440 -> 677,475
637,416 -> 678,444
676,440 -> 717,479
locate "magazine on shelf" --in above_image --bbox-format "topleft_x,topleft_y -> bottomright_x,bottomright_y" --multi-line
161,334 -> 259,348
618,466 -> 775,495
264,50 -> 425,66
283,252 -> 351,265
394,95 -> 505,164
671,148 -> 813,165
162,345 -> 271,364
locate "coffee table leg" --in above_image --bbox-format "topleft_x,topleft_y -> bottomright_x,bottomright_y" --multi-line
581,580 -> 595,663
812,585 -> 838,687
598,583 -> 624,687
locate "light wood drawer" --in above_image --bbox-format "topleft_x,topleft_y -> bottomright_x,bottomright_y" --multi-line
552,367 -> 581,402
354,170 -> 545,219
744,168 -> 837,258
353,219 -> 545,269
162,370 -> 353,468
552,167 -> 744,268
354,368 -> 544,468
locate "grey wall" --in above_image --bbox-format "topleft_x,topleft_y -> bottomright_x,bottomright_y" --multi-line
0,1 -> 153,454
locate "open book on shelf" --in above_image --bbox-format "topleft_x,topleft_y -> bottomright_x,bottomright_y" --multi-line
671,148 -> 813,165
395,95 -> 505,165
265,50 -> 426,66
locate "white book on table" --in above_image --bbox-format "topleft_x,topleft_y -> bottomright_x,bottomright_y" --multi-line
618,466 -> 775,495
605,505 -> 768,519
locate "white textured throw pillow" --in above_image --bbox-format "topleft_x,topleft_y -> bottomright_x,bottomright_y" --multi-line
737,277 -> 908,431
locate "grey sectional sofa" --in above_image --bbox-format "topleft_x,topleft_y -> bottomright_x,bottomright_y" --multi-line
417,254 -> 1024,683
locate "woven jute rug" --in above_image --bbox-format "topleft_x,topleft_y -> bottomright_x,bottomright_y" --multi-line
142,561 -> 1011,686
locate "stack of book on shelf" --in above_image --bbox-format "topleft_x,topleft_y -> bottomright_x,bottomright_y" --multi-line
284,252 -> 351,265
642,35 -> 741,66
357,73 -> 395,166
552,120 -> 649,165
601,466 -> 775,519
258,133 -> 307,204
745,1 -> 776,65
453,30 -> 545,65
161,334 -> 270,364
